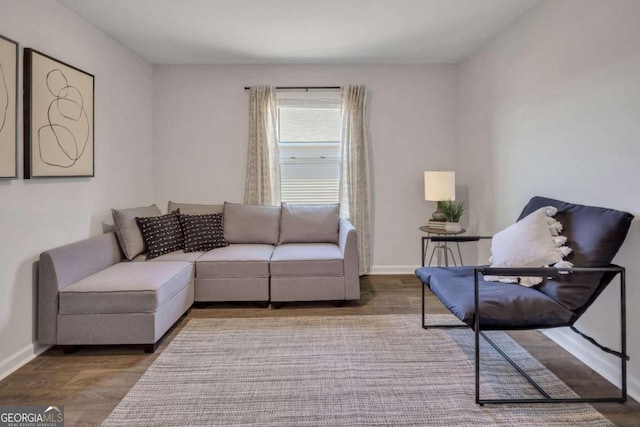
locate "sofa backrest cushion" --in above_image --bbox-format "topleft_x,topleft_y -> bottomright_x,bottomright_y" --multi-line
168,201 -> 223,215
223,202 -> 281,244
112,204 -> 161,260
279,203 -> 340,244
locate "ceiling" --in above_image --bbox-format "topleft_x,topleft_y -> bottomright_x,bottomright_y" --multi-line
59,0 -> 541,65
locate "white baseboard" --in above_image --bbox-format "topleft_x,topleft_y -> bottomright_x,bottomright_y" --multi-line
0,343 -> 49,382
543,328 -> 639,401
369,265 -> 419,275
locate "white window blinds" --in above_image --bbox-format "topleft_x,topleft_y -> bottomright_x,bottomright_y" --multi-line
277,95 -> 341,205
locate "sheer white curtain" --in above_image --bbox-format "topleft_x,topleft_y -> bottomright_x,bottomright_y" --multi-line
340,85 -> 372,274
245,86 -> 280,205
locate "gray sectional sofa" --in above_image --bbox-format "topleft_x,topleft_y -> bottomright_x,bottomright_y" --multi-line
37,201 -> 359,351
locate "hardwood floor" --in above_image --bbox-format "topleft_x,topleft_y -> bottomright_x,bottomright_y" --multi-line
1,275 -> 638,426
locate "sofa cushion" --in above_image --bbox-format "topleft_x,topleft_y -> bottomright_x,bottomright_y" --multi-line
223,202 -> 281,245
271,244 -> 344,277
168,201 -> 223,215
133,250 -> 205,263
136,210 -> 184,259
196,244 -> 274,278
112,204 -> 161,260
180,213 -> 228,252
59,262 -> 193,315
279,203 -> 340,244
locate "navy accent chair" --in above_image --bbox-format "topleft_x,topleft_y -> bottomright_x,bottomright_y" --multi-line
415,196 -> 633,405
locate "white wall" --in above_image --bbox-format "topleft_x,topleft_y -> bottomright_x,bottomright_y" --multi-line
153,64 -> 459,272
0,0 -> 154,379
458,0 -> 640,398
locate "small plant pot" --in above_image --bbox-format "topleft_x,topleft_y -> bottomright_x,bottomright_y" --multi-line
444,222 -> 462,232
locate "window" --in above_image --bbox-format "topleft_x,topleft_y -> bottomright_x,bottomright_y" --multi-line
277,94 -> 341,204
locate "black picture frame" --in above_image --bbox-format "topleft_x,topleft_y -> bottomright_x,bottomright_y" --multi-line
0,34 -> 18,179
24,48 -> 95,179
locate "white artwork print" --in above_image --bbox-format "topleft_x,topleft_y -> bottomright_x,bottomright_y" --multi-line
28,50 -> 94,177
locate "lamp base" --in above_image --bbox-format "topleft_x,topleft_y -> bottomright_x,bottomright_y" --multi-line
431,203 -> 446,221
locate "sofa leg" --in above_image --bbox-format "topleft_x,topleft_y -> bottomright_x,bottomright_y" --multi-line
62,345 -> 79,354
270,302 -> 282,309
258,302 -> 269,309
144,343 -> 157,354
334,300 -> 346,307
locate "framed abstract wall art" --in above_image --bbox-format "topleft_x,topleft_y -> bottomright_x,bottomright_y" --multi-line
24,48 -> 94,178
0,34 -> 18,179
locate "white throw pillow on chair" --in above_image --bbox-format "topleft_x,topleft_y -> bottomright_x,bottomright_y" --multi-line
485,206 -> 572,287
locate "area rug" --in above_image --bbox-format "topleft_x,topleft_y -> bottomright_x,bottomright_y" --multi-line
103,314 -> 613,426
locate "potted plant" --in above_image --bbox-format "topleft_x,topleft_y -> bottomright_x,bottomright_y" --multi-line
439,200 -> 466,232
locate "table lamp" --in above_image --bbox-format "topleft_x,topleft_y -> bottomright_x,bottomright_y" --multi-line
424,171 -> 455,221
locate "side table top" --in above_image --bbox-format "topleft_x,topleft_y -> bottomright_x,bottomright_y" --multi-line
419,226 -> 466,235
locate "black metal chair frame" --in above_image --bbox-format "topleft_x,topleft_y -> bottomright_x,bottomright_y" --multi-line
422,264 -> 628,405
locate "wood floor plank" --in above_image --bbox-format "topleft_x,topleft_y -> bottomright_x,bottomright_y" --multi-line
0,275 -> 637,426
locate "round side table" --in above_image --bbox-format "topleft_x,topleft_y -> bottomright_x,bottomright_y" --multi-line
419,226 -> 466,267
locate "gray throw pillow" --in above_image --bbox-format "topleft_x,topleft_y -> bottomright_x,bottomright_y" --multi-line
112,204 -> 161,260
223,202 -> 281,244
279,203 -> 340,244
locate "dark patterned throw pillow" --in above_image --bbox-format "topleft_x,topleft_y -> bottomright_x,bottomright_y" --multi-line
136,210 -> 184,259
180,213 -> 228,252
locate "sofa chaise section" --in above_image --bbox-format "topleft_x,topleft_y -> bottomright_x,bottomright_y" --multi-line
38,232 -> 194,351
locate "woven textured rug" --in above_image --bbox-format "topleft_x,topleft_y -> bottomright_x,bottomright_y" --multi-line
103,314 -> 613,426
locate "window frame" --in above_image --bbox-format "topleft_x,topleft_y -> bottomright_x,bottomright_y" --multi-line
276,90 -> 342,205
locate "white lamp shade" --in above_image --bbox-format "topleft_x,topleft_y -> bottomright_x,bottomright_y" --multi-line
424,171 -> 455,201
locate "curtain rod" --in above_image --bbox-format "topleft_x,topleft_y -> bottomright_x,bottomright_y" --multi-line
244,86 -> 341,91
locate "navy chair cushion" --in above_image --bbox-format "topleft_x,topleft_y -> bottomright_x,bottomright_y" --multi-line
518,196 -> 633,267
416,266 -> 576,329
517,197 -> 633,311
